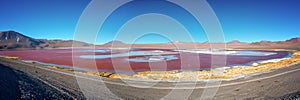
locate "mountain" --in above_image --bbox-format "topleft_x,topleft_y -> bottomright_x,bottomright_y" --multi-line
0,31 -> 90,49
199,40 -> 246,44
0,31 -> 44,49
251,38 -> 300,46
250,40 -> 273,46
103,40 -> 125,45
227,40 -> 247,44
250,38 -> 300,50
284,38 -> 300,44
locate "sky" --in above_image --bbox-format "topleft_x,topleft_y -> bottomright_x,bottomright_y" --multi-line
1,0 -> 300,44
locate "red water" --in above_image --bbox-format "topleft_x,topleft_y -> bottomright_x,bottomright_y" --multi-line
0,49 -> 289,72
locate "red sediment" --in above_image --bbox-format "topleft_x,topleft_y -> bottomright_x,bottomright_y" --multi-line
0,49 -> 289,72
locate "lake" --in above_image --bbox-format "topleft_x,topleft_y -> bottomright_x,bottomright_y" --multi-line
0,48 -> 290,73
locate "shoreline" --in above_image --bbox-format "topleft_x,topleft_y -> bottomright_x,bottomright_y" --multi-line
109,50 -> 300,81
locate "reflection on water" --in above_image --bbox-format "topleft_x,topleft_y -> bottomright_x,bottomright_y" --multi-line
80,51 -> 165,59
128,55 -> 178,62
80,50 -> 179,62
73,49 -> 110,53
176,49 -> 277,56
234,51 -> 276,56
80,50 -> 278,60
79,49 -> 279,63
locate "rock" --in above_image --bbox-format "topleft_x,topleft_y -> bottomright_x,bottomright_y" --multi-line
99,72 -> 112,77
109,74 -> 132,78
49,66 -> 59,69
60,68 -> 74,72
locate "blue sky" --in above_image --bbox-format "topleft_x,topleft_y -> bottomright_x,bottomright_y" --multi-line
0,0 -> 90,40
1,0 -> 300,44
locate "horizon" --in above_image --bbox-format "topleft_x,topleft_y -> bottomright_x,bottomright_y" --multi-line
1,0 -> 300,44
1,30 -> 299,45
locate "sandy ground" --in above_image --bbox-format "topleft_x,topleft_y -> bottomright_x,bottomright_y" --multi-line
0,57 -> 299,99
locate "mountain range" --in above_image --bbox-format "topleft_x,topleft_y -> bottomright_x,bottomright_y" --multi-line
1,30 -> 299,50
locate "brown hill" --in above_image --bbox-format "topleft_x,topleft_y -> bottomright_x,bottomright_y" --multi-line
0,31 -> 90,50
251,38 -> 300,46
103,40 -> 125,46
227,40 -> 248,45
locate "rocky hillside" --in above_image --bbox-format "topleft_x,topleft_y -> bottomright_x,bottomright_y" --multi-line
0,31 -> 90,49
103,40 -> 125,45
227,40 -> 248,45
251,38 -> 300,47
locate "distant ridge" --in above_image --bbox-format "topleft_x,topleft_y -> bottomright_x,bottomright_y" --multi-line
103,40 -> 125,45
251,38 -> 300,46
0,31 -> 91,49
2,30 -> 299,50
227,40 -> 247,44
284,38 -> 300,44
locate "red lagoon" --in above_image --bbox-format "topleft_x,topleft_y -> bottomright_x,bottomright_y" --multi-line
0,49 -> 289,72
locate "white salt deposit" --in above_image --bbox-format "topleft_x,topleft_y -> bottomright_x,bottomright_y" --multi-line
175,49 -> 237,55
175,49 -> 276,56
260,58 -> 288,63
252,63 -> 259,66
17,37 -> 20,43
